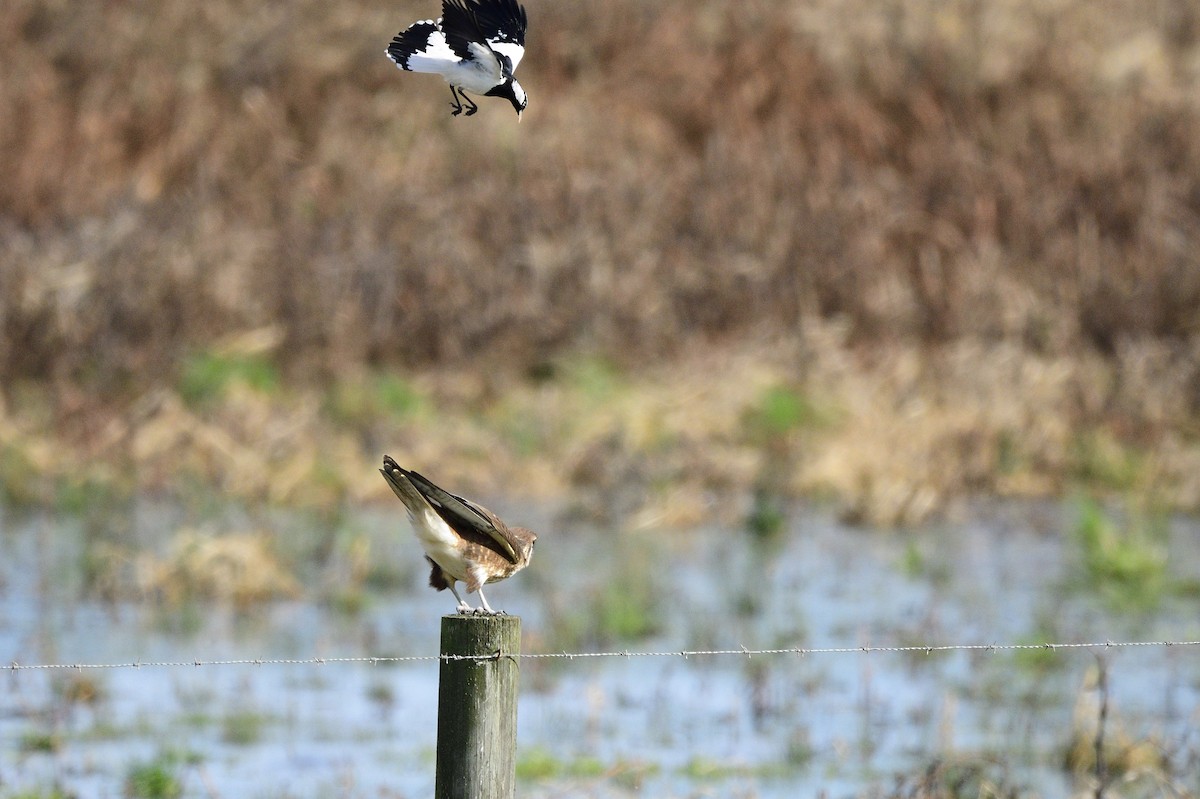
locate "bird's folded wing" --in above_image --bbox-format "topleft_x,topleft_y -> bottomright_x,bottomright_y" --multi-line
405,469 -> 520,563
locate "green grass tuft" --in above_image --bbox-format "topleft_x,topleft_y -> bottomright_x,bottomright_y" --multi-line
6,789 -> 76,799
19,731 -> 63,754
1072,495 -> 1169,610
743,385 -> 825,444
325,372 -> 424,427
680,757 -> 739,779
124,759 -> 183,799
562,356 -> 624,404
179,351 -> 279,406
1010,634 -> 1068,673
516,747 -> 562,780
222,710 -> 267,746
543,537 -> 663,650
1069,431 -> 1145,492
325,588 -> 369,616
55,471 -> 132,517
0,442 -> 45,507
595,577 -> 660,644
516,748 -> 610,782
745,487 -> 787,540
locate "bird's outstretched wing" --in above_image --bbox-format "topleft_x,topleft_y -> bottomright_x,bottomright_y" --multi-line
403,467 -> 520,563
470,0 -> 527,72
438,0 -> 488,62
387,20 -> 457,73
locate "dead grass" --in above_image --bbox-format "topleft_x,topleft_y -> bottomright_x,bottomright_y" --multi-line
135,529 -> 301,608
4,325 -> 1199,530
1,0 -> 1199,525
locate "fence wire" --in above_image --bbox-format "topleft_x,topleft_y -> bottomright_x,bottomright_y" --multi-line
6,639 -> 1199,671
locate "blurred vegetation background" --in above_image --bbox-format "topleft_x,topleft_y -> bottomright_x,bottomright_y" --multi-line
2,0 -> 1199,527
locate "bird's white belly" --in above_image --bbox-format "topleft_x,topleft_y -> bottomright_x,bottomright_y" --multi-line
413,508 -> 470,581
443,60 -> 502,93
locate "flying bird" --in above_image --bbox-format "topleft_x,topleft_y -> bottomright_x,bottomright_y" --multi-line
380,456 -> 537,614
385,0 -> 528,118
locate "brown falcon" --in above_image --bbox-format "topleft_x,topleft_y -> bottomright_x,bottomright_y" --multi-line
379,456 -> 537,614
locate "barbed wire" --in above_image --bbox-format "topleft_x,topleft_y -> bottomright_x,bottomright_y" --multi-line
6,639 -> 1199,671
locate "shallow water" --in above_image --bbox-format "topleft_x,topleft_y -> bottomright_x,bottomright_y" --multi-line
1,500 -> 1197,798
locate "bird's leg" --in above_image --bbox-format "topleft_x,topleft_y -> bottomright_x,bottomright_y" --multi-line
448,85 -> 464,116
461,92 -> 479,116
466,568 -> 500,615
472,585 -> 496,614
447,582 -> 473,613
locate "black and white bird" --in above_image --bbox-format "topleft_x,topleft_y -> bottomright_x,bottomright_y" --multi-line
385,0 -> 528,118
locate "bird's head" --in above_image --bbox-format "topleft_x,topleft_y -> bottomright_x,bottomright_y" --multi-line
487,79 -> 527,119
511,526 -> 537,565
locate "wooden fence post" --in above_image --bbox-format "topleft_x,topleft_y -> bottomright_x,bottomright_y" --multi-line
435,614 -> 521,799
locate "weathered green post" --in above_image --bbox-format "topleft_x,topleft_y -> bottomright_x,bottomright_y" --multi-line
434,615 -> 521,799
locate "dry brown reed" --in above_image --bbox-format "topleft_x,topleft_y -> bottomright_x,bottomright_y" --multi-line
4,0 -> 1199,378
1,0 -> 1199,523
134,529 -> 302,608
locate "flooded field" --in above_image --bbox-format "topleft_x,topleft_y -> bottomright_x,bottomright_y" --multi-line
1,499 -> 1198,798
